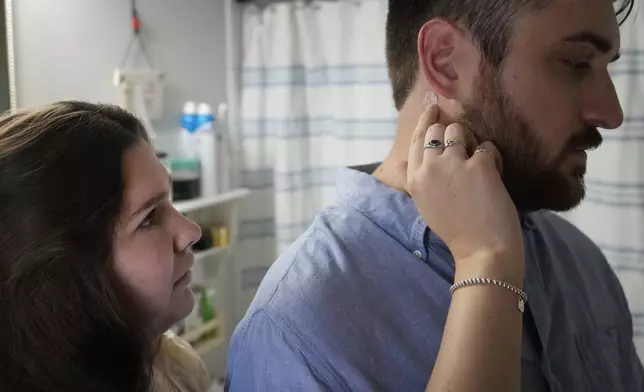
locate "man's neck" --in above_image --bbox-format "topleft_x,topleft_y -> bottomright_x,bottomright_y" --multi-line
374,101 -> 456,193
373,100 -> 537,221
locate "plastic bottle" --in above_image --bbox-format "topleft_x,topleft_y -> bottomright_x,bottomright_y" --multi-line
171,158 -> 200,201
172,101 -> 201,201
198,287 -> 216,322
179,101 -> 199,159
195,103 -> 218,197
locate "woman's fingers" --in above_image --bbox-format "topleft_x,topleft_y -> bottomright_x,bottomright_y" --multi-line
408,105 -> 439,173
442,123 -> 469,158
423,123 -> 447,161
404,104 -> 520,265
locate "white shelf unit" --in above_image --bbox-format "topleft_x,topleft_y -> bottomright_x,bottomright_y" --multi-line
173,188 -> 249,380
174,188 -> 250,215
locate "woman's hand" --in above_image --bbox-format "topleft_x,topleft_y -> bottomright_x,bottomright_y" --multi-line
410,105 -> 525,392
405,104 -> 523,269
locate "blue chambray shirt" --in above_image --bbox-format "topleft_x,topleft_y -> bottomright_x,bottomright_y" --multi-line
226,166 -> 644,392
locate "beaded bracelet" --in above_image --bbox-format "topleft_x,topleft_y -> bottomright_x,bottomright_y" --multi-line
449,278 -> 527,313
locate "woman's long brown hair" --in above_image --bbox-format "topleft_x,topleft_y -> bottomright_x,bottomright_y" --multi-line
0,101 -> 157,391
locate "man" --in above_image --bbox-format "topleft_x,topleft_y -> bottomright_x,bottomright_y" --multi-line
226,0 -> 644,390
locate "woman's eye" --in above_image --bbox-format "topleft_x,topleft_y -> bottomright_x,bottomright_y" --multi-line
139,208 -> 158,230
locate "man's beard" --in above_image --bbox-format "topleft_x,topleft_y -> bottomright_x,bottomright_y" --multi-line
456,64 -> 603,212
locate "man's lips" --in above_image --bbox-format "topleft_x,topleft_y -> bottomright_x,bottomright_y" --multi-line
574,144 -> 598,151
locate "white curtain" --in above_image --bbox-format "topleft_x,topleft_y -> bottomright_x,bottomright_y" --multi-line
235,0 -> 395,317
564,16 -> 644,358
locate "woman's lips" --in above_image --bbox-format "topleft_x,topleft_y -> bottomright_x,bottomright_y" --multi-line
174,270 -> 192,288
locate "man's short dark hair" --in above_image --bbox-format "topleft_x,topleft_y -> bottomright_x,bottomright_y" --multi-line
385,0 -> 635,110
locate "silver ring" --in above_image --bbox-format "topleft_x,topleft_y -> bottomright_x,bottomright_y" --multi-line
445,140 -> 465,148
423,139 -> 443,149
474,147 -> 495,158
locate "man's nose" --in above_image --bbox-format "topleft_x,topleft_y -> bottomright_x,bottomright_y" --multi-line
581,70 -> 624,130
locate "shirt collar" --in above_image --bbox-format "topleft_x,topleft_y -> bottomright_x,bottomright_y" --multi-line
336,165 -> 539,265
336,167 -> 427,254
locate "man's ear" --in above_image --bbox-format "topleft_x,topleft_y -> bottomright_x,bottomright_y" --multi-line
417,19 -> 468,100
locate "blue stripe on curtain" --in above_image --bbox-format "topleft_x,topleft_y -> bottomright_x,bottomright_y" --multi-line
241,118 -> 397,139
240,117 -> 644,141
241,64 -> 389,87
241,167 -> 340,191
239,50 -> 644,87
239,165 -> 644,205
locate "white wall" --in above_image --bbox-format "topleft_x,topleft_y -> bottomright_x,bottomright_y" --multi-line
12,0 -> 228,133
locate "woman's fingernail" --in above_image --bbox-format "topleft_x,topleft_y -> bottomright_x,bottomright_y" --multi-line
421,91 -> 438,110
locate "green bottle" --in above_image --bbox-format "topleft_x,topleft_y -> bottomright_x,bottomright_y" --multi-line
198,288 -> 216,322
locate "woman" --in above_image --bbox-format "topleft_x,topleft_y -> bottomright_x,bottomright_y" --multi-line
0,101 -> 209,392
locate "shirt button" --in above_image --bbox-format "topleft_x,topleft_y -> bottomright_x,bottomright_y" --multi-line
413,250 -> 423,259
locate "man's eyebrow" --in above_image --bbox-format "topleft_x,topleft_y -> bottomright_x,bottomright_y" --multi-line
128,191 -> 167,222
562,31 -> 620,62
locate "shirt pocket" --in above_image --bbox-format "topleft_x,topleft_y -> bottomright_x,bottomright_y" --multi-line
575,323 -> 642,392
